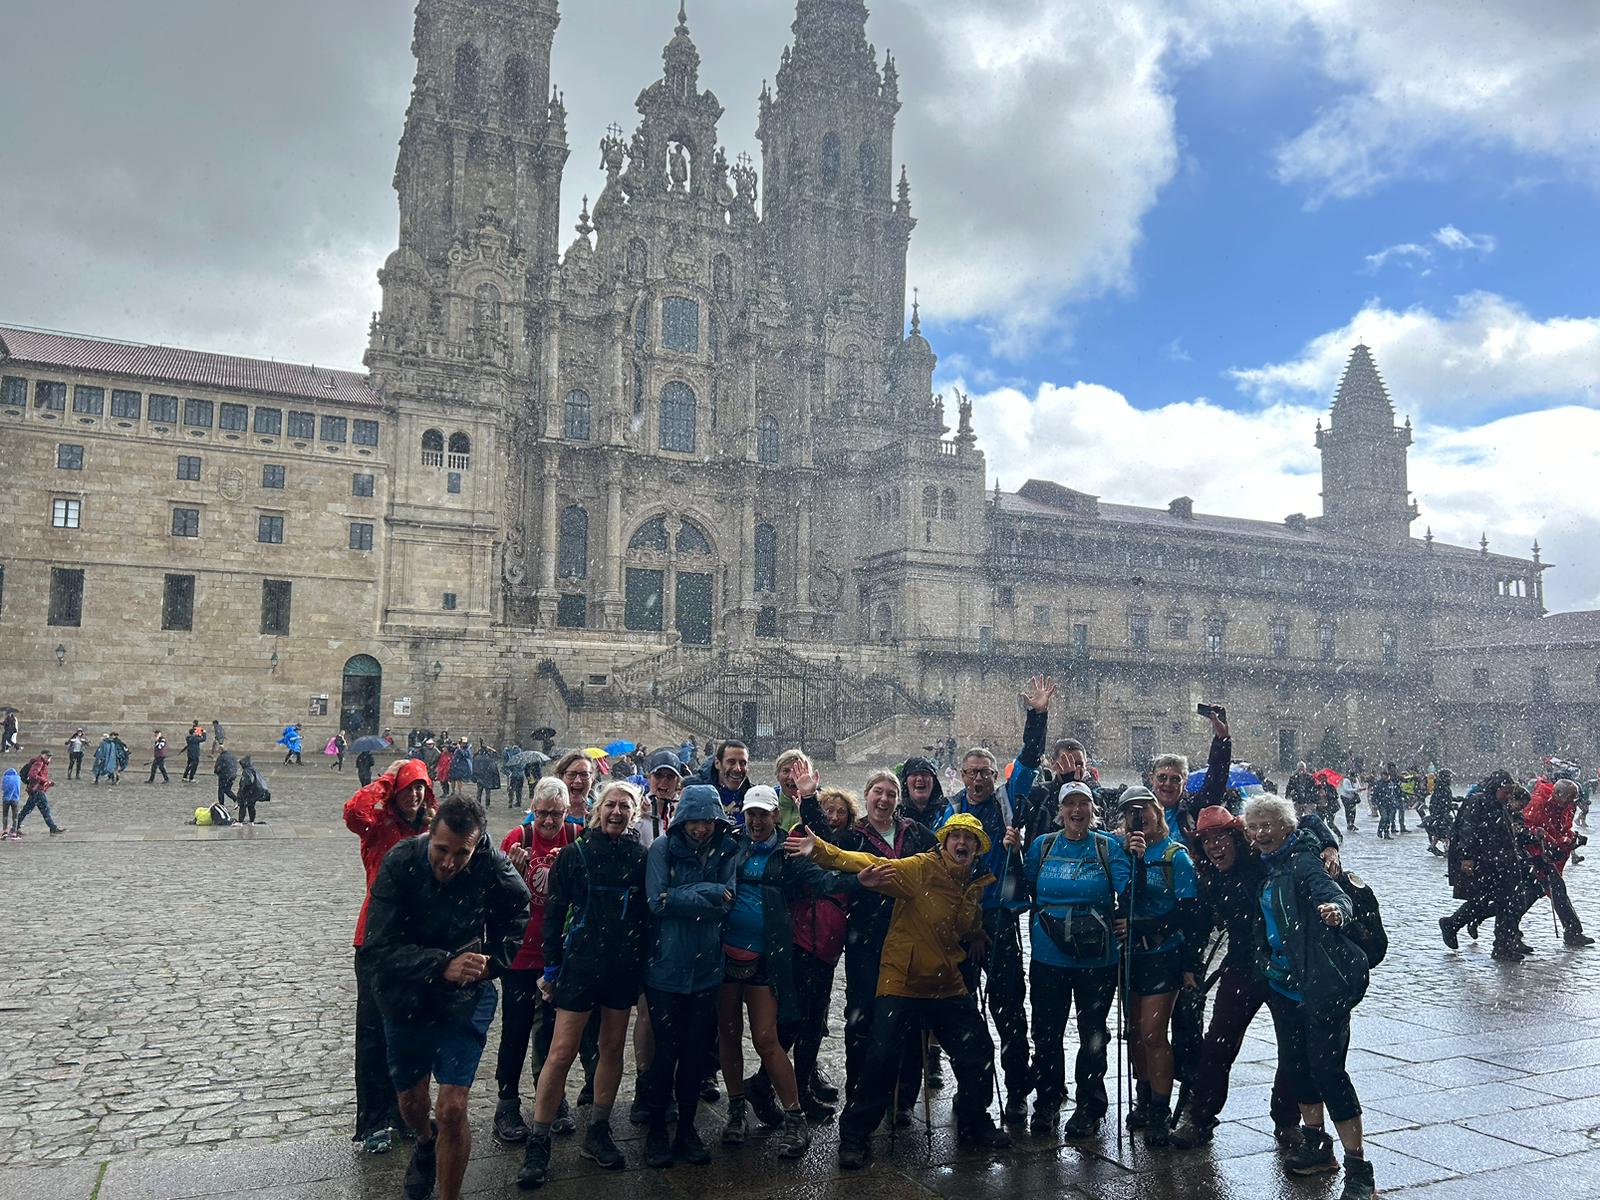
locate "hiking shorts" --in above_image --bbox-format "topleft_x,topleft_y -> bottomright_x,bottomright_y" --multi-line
383,984 -> 497,1091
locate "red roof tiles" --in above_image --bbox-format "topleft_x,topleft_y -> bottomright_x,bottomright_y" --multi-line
0,326 -> 382,410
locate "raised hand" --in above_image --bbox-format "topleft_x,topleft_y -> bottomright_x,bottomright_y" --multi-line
794,759 -> 820,797
1020,674 -> 1057,713
858,862 -> 899,889
784,826 -> 818,858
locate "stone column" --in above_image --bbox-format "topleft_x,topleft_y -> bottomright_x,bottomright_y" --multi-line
597,456 -> 624,629
535,446 -> 559,626
609,331 -> 626,446
542,312 -> 561,439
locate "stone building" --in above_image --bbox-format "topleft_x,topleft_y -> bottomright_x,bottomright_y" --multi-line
0,0 -> 1549,768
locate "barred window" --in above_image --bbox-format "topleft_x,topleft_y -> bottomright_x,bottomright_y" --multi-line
661,297 -> 700,353
73,385 -> 104,415
49,568 -> 84,626
162,574 -> 195,632
558,506 -> 588,580
1,376 -> 26,406
320,416 -> 347,443
257,514 -> 284,544
219,403 -> 248,432
177,455 -> 201,481
754,522 -> 778,593
659,381 -> 696,452
262,464 -> 285,489
261,579 -> 292,635
36,380 -> 67,411
56,444 -> 84,470
349,522 -> 374,551
183,398 -> 213,428
148,393 -> 179,423
756,415 -> 779,464
286,411 -> 315,439
171,508 -> 200,537
352,472 -> 375,497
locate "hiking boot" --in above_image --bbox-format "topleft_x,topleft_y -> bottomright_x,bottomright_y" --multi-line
746,1072 -> 784,1127
810,1067 -> 840,1102
1029,1104 -> 1059,1136
550,1098 -> 577,1136
1274,1123 -> 1302,1152
1143,1097 -> 1172,1149
402,1136 -> 437,1200
775,1110 -> 813,1158
887,1105 -> 912,1130
721,1096 -> 749,1145
1438,917 -> 1460,950
629,1088 -> 652,1126
839,1139 -> 873,1170
494,1097 -> 530,1144
800,1093 -> 836,1123
674,1119 -> 711,1165
358,1128 -> 393,1154
1126,1082 -> 1153,1130
1340,1153 -> 1376,1200
516,1132 -> 551,1189
1286,1127 -> 1339,1175
956,1116 -> 1013,1149
1003,1091 -> 1030,1124
645,1116 -> 673,1169
1465,921 -> 1480,940
1169,1113 -> 1214,1150
1492,944 -> 1526,962
924,1047 -> 945,1090
699,1076 -> 721,1102
577,1078 -> 594,1107
1566,932 -> 1596,947
580,1119 -> 625,1170
1062,1108 -> 1102,1141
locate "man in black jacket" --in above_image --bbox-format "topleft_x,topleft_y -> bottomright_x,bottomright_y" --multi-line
364,796 -> 531,1200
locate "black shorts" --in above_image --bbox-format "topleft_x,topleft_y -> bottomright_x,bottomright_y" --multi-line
1128,947 -> 1183,997
552,970 -> 640,1014
723,954 -> 771,988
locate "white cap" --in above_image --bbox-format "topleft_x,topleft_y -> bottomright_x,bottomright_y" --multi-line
742,785 -> 780,813
1058,781 -> 1094,803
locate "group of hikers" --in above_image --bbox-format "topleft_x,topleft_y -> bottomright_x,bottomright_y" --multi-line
344,678 -> 1394,1200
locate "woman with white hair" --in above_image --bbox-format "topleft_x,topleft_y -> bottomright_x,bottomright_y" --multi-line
519,780 -> 648,1187
1242,794 -> 1375,1200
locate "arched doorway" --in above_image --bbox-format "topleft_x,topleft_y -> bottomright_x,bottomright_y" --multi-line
340,654 -> 383,735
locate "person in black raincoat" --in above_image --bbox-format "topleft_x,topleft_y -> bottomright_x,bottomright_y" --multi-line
181,723 -> 206,783
1441,771 -> 1538,961
214,746 -> 240,812
235,756 -> 269,825
519,780 -> 648,1188
1243,795 -> 1376,1200
1422,770 -> 1456,856
362,796 -> 531,1200
896,755 -> 948,828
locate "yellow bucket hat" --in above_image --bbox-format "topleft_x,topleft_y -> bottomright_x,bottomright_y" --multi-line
937,812 -> 991,855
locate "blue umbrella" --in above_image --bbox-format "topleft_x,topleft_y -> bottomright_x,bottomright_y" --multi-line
1186,764 -> 1262,793
604,739 -> 637,756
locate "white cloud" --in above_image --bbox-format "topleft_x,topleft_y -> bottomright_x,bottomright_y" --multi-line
1253,0 -> 1600,201
1433,225 -> 1495,255
1364,225 -> 1496,274
961,375 -> 1600,612
1229,292 -> 1600,418
1363,242 -> 1431,274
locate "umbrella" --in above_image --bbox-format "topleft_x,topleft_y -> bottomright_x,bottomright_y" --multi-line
1314,768 -> 1344,787
350,735 -> 393,755
604,739 -> 636,756
508,749 -> 549,769
1186,764 -> 1263,793
584,747 -> 609,759
530,727 -> 557,741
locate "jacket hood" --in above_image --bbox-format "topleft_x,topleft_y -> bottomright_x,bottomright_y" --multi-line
394,757 -> 436,803
897,757 -> 946,807
673,784 -> 728,828
239,755 -> 254,771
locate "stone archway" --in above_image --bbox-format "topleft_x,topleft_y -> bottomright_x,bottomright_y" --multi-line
340,654 -> 383,736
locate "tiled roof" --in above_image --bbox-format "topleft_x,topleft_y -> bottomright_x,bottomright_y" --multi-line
1434,610 -> 1600,652
0,326 -> 382,410
992,487 -> 1523,563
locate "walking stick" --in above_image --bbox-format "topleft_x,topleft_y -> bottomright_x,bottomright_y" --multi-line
921,1027 -> 934,1144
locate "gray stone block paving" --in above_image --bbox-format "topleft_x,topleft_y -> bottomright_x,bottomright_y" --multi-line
6,769 -> 1600,1197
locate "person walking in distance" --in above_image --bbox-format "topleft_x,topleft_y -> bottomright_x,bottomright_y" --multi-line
1,767 -> 21,839
182,722 -> 206,783
17,749 -> 65,835
343,758 -> 437,1154
64,729 -> 86,780
363,796 -> 530,1200
147,731 -> 170,784
0,710 -> 17,754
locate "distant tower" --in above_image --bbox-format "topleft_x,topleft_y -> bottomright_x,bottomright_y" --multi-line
1316,344 -> 1419,544
758,0 -> 912,345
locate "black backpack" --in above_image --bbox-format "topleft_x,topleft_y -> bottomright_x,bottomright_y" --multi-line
1341,872 -> 1387,968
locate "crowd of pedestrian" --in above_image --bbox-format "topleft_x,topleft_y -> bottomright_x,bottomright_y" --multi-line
338,682 -> 1415,1200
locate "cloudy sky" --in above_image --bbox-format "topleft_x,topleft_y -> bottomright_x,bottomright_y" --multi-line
4,0 -> 1599,609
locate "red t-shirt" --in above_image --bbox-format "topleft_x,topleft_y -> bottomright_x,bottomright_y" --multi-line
500,822 -> 577,971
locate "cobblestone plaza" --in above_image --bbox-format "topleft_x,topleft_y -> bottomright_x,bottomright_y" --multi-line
7,768 -> 1600,1199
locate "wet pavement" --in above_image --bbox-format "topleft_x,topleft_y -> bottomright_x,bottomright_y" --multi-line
6,765 -> 1600,1198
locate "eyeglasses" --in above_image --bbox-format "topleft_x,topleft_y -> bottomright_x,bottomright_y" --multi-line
1153,773 -> 1184,784
963,767 -> 997,778
532,809 -> 564,820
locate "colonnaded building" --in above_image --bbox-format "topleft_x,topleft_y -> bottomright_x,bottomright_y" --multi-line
0,0 -> 1566,771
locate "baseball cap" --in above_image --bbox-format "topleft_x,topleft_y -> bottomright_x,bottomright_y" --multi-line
1058,781 -> 1094,803
742,785 -> 780,813
645,749 -> 686,777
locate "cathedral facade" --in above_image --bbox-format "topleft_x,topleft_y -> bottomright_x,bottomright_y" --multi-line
0,0 -> 1551,769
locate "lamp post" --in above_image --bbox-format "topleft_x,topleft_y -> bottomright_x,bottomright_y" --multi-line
54,643 -> 66,667
269,651 -> 279,674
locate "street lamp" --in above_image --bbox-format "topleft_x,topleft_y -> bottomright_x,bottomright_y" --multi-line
269,651 -> 279,674
54,643 -> 66,667
432,660 -> 444,680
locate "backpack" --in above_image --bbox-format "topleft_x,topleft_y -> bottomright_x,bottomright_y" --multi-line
22,756 -> 47,789
1341,872 -> 1388,968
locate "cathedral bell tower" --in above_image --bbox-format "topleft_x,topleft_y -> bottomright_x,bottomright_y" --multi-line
1316,344 -> 1420,545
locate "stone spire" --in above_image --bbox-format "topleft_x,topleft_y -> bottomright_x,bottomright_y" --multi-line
663,1 -> 700,99
1316,343 -> 1417,545
1330,344 -> 1397,432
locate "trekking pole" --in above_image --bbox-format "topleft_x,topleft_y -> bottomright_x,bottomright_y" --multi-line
921,1027 -> 934,1144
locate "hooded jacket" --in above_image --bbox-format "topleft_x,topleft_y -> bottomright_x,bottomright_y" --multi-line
214,748 -> 240,785
184,730 -> 206,761
1255,834 -> 1365,1017
93,739 -> 119,778
447,744 -> 475,782
362,830 -> 530,1025
644,787 -> 739,994
541,826 -> 649,989
810,838 -> 993,999
277,726 -> 302,754
2,769 -> 20,806
1523,789 -> 1579,874
344,759 -> 436,946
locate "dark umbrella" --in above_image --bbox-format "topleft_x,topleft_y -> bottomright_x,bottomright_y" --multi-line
530,727 -> 557,741
508,750 -> 550,769
351,735 -> 393,755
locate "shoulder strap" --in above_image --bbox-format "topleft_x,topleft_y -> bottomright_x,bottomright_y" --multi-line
1095,835 -> 1115,906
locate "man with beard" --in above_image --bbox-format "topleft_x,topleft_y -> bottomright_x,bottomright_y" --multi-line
363,796 -> 530,1200
693,740 -> 751,827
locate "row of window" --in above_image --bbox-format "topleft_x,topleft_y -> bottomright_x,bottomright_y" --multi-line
558,387 -> 779,462
49,495 -> 372,549
40,569 -> 294,635
554,511 -> 776,592
5,376 -> 380,444
623,240 -> 736,303
54,446 -> 375,495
